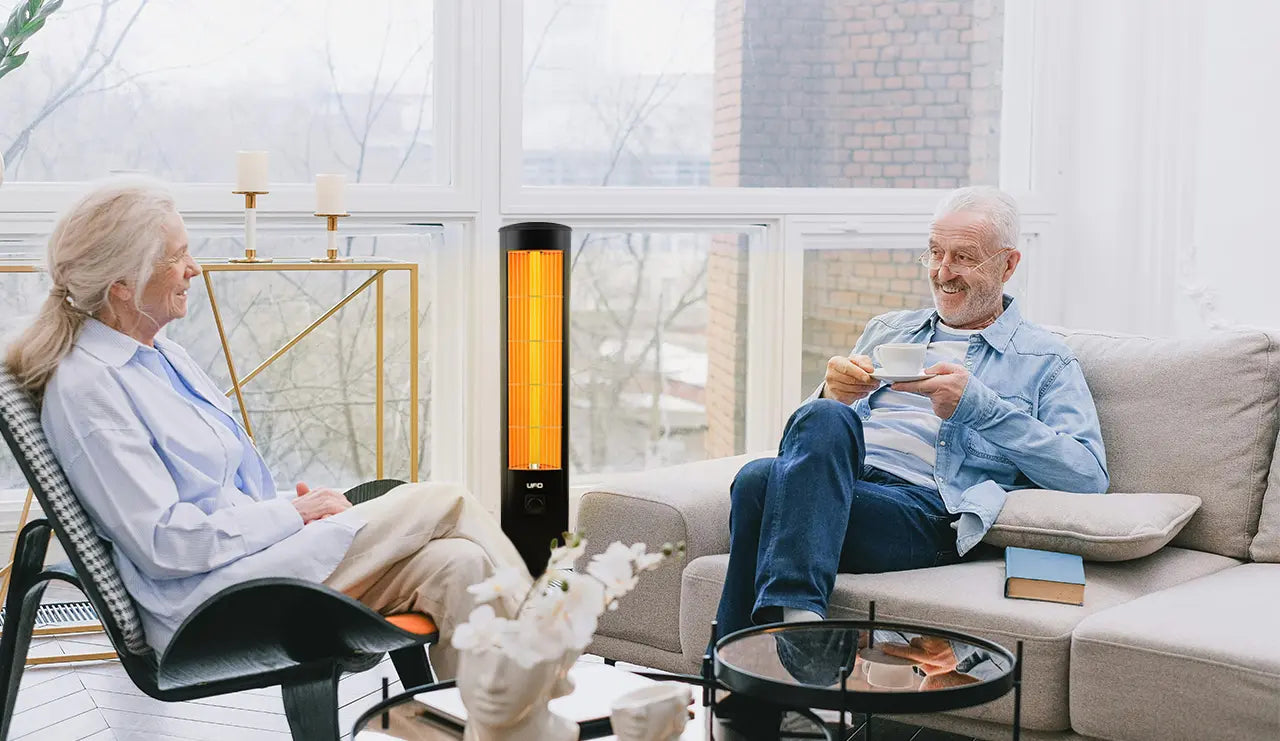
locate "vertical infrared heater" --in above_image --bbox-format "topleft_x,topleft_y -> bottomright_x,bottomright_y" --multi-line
500,222 -> 570,576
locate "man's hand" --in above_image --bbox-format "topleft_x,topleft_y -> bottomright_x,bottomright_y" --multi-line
292,482 -> 351,524
822,354 -> 880,404
879,636 -> 960,676
890,362 -> 971,419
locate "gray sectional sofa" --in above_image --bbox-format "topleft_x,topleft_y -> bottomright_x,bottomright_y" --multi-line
578,327 -> 1280,741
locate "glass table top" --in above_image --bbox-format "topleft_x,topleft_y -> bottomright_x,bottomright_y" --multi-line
713,620 -> 1016,712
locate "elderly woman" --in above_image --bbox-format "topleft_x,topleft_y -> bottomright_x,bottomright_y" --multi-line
4,179 -> 528,678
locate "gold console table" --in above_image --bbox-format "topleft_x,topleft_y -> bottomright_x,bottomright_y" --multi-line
198,257 -> 420,482
0,253 -> 422,665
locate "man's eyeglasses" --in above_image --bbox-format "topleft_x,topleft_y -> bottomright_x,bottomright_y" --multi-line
916,247 -> 1011,276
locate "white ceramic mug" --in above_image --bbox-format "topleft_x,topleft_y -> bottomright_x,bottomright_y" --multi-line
609,682 -> 691,741
859,646 -> 918,689
872,343 -> 927,375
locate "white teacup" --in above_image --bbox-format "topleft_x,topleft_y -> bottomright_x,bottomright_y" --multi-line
872,343 -> 927,376
609,682 -> 691,741
858,646 -> 917,689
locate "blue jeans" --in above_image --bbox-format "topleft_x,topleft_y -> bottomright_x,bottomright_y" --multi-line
715,399 -> 963,636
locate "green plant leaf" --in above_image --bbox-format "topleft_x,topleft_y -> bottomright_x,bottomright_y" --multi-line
1,0 -> 60,83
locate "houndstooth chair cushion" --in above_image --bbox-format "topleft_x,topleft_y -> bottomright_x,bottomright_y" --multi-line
0,369 -> 150,654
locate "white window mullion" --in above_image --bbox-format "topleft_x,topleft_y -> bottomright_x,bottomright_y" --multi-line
778,215 -> 810,418
498,0 -> 526,214
434,0 -> 460,191
465,0 -> 508,514
744,219 -> 786,454
430,222 -> 472,486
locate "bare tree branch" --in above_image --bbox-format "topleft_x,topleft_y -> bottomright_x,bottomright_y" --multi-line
4,0 -> 151,167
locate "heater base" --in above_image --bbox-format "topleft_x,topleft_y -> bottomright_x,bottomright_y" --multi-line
501,468 -> 568,577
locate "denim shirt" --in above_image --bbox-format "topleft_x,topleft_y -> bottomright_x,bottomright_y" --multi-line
41,319 -> 365,652
813,296 -> 1109,554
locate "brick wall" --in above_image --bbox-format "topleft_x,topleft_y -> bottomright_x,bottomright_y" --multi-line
730,0 -> 1001,189
705,235 -> 751,457
704,0 -> 1002,449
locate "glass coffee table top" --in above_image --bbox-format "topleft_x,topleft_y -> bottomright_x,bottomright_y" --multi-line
714,620 -> 1017,714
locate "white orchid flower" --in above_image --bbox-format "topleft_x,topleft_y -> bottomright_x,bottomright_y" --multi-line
505,619 -> 554,667
587,543 -> 640,600
632,547 -> 665,571
451,604 -> 508,651
466,566 -> 528,605
457,540 -> 673,666
547,535 -> 588,571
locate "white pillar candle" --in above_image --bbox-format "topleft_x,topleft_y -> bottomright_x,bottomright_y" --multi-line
315,174 -> 347,214
235,151 -> 269,192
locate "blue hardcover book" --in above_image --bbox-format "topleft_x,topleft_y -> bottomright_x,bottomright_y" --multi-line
1004,547 -> 1085,605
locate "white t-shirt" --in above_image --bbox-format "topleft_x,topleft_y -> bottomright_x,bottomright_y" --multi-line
862,324 -> 980,488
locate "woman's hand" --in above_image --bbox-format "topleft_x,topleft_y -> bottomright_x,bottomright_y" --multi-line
291,482 -> 351,524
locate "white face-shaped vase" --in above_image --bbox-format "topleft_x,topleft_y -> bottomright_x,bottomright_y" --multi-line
456,648 -> 578,741
458,648 -> 557,728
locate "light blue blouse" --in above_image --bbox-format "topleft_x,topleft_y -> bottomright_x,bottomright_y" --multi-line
41,319 -> 365,653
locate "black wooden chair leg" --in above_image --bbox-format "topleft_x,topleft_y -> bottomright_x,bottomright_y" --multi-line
389,645 -> 434,690
0,520 -> 53,741
281,665 -> 342,741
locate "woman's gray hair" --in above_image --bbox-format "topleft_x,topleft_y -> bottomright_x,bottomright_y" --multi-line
931,186 -> 1021,253
5,177 -> 177,396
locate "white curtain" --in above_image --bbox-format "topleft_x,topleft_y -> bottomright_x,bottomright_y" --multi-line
1031,0 -> 1277,335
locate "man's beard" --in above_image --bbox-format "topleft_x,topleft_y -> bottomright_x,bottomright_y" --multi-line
932,276 -> 1002,326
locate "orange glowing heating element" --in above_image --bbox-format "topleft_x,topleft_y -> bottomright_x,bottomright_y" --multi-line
508,250 -> 563,470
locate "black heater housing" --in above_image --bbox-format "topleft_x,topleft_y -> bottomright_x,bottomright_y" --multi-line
500,222 -> 570,577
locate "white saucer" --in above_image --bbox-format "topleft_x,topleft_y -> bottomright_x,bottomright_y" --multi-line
870,368 -> 934,383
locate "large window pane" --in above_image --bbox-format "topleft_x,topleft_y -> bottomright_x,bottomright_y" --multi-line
524,0 -> 1002,187
523,0 -> 713,186
570,230 -> 755,474
800,246 -> 932,398
0,225 -> 437,490
1,0 -> 436,183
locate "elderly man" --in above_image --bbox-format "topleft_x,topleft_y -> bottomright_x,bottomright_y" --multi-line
716,186 -> 1109,640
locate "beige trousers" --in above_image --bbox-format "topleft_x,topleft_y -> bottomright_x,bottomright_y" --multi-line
321,482 -> 531,679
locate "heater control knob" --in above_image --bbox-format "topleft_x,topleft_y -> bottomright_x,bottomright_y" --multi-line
523,493 -> 547,515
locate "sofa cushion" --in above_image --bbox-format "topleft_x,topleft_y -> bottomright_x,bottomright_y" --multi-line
982,489 -> 1201,561
1053,328 -> 1280,559
681,547 -> 1239,732
1251,427 -> 1280,562
1071,563 -> 1280,741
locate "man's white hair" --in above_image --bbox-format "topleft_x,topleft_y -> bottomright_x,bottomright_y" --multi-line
931,186 -> 1020,252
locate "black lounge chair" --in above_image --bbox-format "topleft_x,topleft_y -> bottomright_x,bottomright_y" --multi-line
0,367 -> 438,740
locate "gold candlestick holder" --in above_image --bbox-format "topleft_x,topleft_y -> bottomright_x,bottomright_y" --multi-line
230,191 -> 272,263
312,213 -> 353,263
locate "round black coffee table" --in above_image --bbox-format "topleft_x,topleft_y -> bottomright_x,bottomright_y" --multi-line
712,617 -> 1022,740
350,672 -> 835,740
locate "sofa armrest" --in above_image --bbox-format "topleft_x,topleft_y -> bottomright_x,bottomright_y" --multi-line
577,453 -> 765,655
